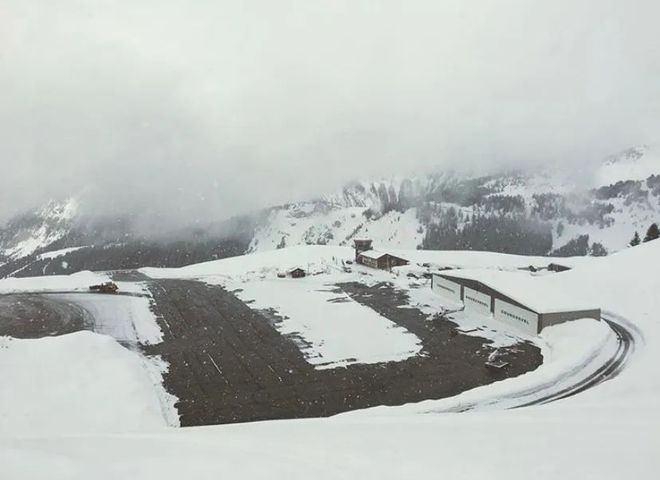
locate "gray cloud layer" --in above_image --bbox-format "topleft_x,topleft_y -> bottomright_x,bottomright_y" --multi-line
1,0 -> 658,226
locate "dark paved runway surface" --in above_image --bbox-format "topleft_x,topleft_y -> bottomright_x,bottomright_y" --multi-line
0,274 -> 542,426
144,279 -> 543,426
0,294 -> 91,338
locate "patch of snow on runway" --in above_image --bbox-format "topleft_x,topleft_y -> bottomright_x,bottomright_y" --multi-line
228,276 -> 422,369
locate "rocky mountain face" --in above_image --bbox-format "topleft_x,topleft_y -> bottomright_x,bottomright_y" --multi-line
1,145 -> 659,278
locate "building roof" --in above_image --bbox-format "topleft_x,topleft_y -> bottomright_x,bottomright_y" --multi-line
287,266 -> 305,273
436,269 -> 599,315
358,250 -> 389,260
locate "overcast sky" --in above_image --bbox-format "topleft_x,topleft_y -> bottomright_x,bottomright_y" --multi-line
0,0 -> 658,226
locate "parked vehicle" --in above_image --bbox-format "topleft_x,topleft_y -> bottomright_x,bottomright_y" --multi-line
89,282 -> 119,294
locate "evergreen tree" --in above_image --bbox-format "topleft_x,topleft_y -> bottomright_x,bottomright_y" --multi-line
644,223 -> 659,242
590,242 -> 608,257
630,231 -> 641,246
551,234 -> 590,257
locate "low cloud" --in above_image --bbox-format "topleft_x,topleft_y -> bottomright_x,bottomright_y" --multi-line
1,0 -> 658,227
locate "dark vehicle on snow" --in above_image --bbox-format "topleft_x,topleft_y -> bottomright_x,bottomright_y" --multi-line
89,282 -> 119,294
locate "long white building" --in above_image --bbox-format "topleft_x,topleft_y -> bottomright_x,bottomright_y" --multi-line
431,271 -> 600,335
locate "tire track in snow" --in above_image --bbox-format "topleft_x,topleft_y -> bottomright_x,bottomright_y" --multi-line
434,314 -> 638,412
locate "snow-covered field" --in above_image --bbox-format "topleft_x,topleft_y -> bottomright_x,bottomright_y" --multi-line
1,241 -> 660,478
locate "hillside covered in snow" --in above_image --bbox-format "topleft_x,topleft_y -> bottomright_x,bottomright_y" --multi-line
1,145 -> 659,278
250,145 -> 660,257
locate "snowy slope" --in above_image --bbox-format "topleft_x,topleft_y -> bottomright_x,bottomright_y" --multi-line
0,332 -> 169,434
598,144 -> 660,186
249,206 -> 425,252
247,145 -> 660,257
0,198 -> 78,261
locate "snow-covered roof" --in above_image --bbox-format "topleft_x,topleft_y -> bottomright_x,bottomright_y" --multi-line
358,250 -> 389,260
436,269 -> 599,315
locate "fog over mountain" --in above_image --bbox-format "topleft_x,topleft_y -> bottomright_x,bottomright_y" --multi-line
1,0 -> 658,228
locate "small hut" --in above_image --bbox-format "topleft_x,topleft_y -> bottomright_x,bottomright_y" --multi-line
287,267 -> 306,278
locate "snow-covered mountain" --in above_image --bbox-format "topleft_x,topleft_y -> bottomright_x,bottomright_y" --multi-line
249,145 -> 660,256
0,198 -> 79,262
0,200 -> 255,278
1,145 -> 659,278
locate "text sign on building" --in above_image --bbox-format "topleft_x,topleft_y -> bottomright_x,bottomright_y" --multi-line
432,275 -> 462,304
463,287 -> 492,317
494,299 -> 539,335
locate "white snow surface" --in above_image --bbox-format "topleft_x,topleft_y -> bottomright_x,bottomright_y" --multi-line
0,331 -> 171,434
3,242 -> 660,478
0,270 -> 109,294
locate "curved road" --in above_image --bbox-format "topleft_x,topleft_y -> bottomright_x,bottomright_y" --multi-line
434,313 -> 639,413
515,316 -> 636,408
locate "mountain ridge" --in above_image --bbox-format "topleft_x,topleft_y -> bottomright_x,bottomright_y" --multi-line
1,145 -> 658,277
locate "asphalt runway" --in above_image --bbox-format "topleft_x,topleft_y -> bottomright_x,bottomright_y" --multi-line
145,279 -> 542,426
0,294 -> 90,338
0,277 -> 542,426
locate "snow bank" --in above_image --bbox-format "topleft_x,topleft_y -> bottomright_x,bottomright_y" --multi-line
0,331 -> 172,434
0,271 -> 109,294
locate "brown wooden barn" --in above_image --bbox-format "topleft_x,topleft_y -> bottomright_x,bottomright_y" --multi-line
287,267 -> 306,278
357,250 -> 409,270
